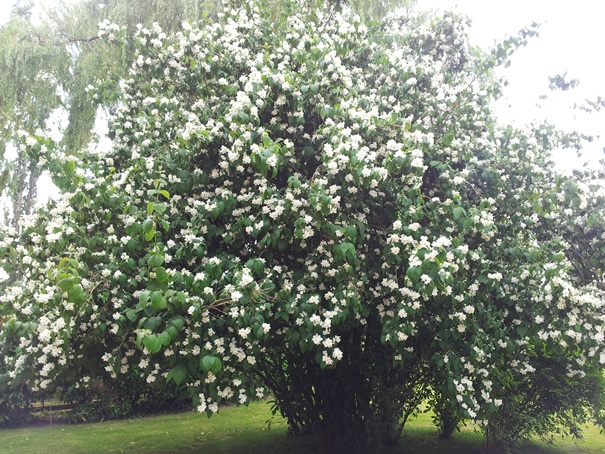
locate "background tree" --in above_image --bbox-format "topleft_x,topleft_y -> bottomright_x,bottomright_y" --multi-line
0,0 -> 218,229
0,1 -> 69,229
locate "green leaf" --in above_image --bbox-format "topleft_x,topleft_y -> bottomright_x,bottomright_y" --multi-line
159,189 -> 170,200
166,326 -> 178,340
173,292 -> 187,309
166,365 -> 187,386
442,131 -> 455,147
335,242 -> 355,260
67,285 -> 86,304
142,219 -> 154,232
452,207 -> 466,220
57,257 -> 70,270
287,175 -> 301,189
170,315 -> 186,332
125,309 -> 137,322
151,291 -> 166,311
57,277 -> 76,292
344,225 -> 357,242
139,290 -> 151,307
143,334 -> 162,353
406,266 -> 421,283
148,253 -> 164,267
143,316 -> 162,331
277,238 -> 288,250
156,266 -> 169,284
145,229 -> 156,241
435,356 -> 444,368
153,203 -> 167,215
159,330 -> 172,346
201,355 -> 222,374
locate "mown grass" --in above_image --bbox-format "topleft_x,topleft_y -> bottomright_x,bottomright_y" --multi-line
1,401 -> 605,454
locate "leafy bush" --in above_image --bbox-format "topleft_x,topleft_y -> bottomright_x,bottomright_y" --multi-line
486,353 -> 605,451
1,0 -> 605,449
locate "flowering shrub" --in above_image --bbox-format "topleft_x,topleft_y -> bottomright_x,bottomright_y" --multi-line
1,0 -> 605,449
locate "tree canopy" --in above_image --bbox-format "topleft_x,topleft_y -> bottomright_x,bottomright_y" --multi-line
1,0 -> 605,451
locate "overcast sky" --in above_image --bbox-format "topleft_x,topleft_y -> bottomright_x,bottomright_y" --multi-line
425,0 -> 605,168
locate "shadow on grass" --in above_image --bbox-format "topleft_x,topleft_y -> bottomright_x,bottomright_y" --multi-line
0,401 -> 596,454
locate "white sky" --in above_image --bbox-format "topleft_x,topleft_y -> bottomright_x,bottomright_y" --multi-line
423,0 -> 605,168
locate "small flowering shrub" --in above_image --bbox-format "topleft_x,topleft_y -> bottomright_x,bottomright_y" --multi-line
1,0 -> 605,449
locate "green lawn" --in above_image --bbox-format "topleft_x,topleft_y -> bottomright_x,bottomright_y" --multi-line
1,401 -> 605,454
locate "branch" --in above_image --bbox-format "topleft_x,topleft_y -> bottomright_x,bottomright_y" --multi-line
564,242 -> 601,287
65,36 -> 100,44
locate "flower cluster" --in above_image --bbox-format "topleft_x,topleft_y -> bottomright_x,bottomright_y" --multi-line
1,0 -> 604,443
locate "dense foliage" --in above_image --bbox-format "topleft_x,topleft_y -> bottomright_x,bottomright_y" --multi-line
1,0 -> 605,450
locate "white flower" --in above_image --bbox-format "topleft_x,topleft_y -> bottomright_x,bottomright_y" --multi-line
487,272 -> 503,282
308,295 -> 320,304
410,157 -> 424,168
240,273 -> 254,287
266,154 -> 278,167
38,329 -> 52,343
231,291 -> 243,302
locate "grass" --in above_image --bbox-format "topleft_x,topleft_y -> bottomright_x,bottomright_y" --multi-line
1,401 -> 605,454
